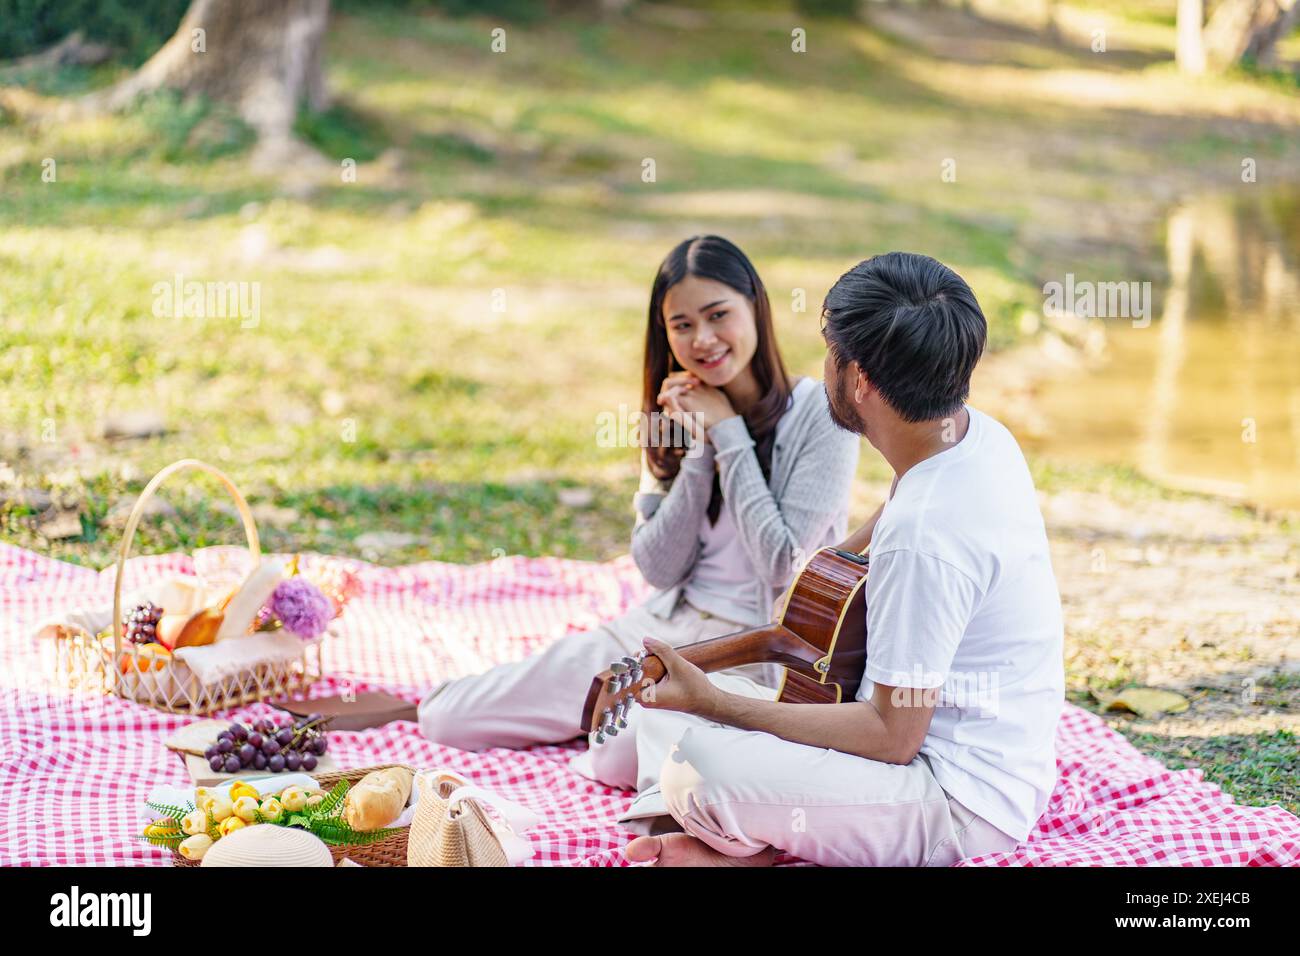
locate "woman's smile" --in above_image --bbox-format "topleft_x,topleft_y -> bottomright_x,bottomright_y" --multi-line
696,347 -> 731,370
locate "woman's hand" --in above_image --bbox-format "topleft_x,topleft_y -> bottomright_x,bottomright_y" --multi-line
657,371 -> 706,443
656,371 -> 703,446
657,371 -> 737,442
656,371 -> 696,415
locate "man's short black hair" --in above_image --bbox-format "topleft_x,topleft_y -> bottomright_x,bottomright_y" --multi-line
821,252 -> 986,423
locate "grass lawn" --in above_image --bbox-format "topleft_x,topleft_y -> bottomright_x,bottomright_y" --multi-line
1,1 -> 1297,815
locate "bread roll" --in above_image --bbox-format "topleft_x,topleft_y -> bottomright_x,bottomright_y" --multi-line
156,577 -> 211,618
344,767 -> 413,832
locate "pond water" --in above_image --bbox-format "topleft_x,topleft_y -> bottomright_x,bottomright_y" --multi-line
1016,188 -> 1300,512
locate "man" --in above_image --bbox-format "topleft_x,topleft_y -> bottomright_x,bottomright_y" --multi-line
606,251 -> 1064,866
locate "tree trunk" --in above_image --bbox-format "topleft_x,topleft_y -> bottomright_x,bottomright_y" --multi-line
1043,0 -> 1061,43
1246,0 -> 1300,67
1176,0 -> 1207,74
84,0 -> 330,150
1202,0 -> 1295,71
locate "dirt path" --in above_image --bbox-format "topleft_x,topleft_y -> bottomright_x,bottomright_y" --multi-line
1045,484 -> 1300,695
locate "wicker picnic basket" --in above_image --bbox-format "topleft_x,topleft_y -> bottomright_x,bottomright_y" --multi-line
172,764 -> 413,867
53,458 -> 325,714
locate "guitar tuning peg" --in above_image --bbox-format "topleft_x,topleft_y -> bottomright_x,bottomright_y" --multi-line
594,730 -> 606,745
607,677 -> 621,694
610,660 -> 629,675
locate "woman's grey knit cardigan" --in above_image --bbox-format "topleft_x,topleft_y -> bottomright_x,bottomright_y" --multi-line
631,377 -> 860,625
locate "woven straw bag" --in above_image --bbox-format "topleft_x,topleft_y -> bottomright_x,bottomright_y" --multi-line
407,770 -> 538,867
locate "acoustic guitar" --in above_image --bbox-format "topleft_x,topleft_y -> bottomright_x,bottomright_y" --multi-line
580,546 -> 870,743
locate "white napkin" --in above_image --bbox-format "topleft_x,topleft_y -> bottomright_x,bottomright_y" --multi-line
34,580 -> 181,643
172,632 -> 308,684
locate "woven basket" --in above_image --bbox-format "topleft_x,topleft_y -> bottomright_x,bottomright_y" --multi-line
53,458 -> 324,714
173,764 -> 412,867
407,770 -> 510,867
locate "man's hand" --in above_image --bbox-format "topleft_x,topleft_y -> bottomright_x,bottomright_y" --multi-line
637,637 -> 720,718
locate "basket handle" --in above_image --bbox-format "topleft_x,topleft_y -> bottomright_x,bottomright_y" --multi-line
111,459 -> 261,664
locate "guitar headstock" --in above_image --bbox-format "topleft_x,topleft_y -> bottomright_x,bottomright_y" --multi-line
580,650 -> 662,743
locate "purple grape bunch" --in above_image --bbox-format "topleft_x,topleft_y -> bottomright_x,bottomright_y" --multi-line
204,714 -> 329,774
122,601 -> 163,644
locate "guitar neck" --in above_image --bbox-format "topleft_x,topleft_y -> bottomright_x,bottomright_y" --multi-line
584,547 -> 870,735
582,621 -> 829,734
648,623 -> 827,681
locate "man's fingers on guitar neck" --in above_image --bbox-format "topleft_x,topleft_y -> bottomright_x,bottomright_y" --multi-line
643,637 -> 679,675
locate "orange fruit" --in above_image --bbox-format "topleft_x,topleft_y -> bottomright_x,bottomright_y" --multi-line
120,643 -> 173,673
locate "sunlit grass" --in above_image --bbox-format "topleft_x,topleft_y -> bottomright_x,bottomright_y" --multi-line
1,3 -> 1298,571
1,0 -> 1297,811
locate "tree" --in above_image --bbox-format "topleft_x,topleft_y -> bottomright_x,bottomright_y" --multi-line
1237,0 -> 1300,67
83,0 -> 331,162
1178,0 -> 1300,74
1176,0 -> 1207,74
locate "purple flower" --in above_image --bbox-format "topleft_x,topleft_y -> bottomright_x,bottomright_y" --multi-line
269,577 -> 333,640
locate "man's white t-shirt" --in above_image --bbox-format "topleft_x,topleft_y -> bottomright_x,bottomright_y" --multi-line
856,406 -> 1064,843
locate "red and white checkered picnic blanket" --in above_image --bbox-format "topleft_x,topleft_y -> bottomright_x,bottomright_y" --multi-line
2,542 -> 1297,866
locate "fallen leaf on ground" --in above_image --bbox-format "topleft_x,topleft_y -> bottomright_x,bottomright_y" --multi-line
1106,687 -> 1190,718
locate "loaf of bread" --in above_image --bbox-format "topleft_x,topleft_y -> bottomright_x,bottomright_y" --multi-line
344,767 -> 414,832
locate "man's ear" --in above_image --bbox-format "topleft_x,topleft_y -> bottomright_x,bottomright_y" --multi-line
853,364 -> 871,405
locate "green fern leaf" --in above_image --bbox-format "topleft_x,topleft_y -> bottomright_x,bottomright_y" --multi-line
145,800 -> 195,821
306,780 -> 350,818
307,816 -> 402,847
136,831 -> 187,850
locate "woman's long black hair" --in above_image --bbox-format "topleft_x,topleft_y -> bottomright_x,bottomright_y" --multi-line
641,235 -> 792,523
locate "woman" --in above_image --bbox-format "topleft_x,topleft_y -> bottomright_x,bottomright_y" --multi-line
417,235 -> 859,758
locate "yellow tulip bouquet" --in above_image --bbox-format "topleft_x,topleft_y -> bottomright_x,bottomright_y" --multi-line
141,778 -> 400,863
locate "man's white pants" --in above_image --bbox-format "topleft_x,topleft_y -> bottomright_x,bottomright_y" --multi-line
418,597 -> 1019,866
578,669 -> 1019,865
